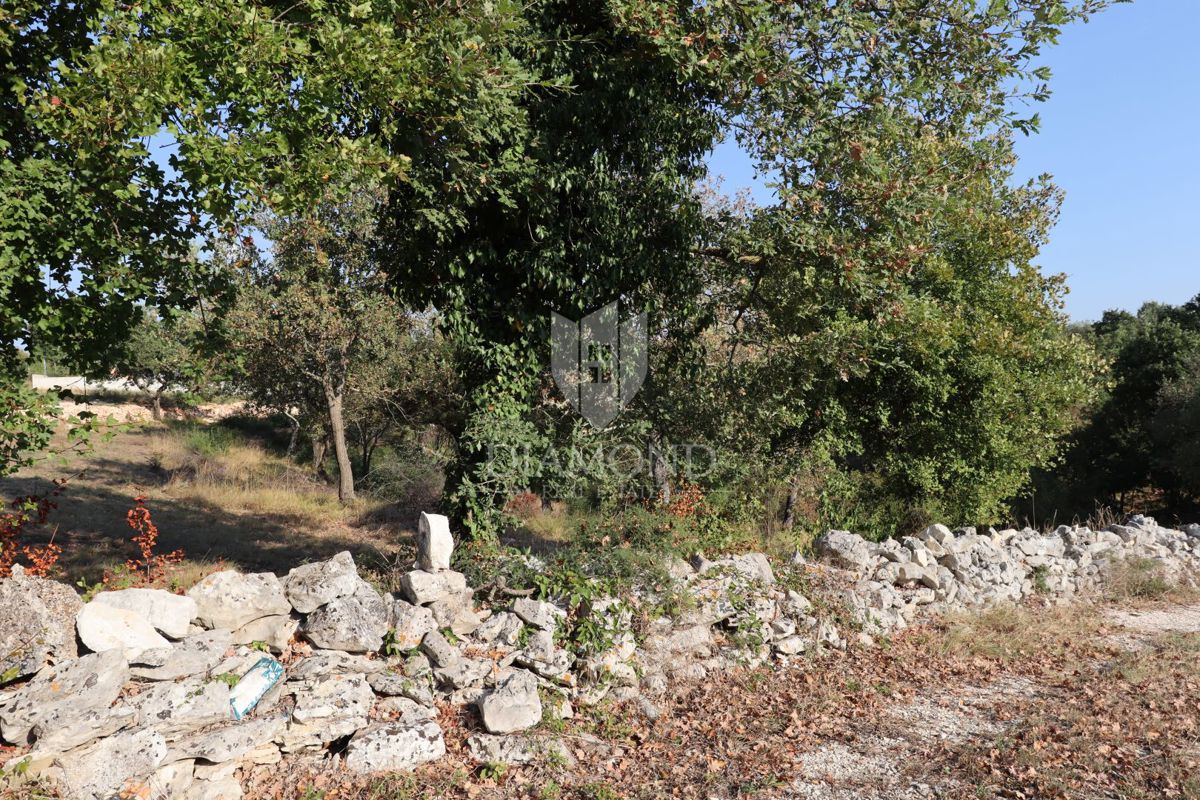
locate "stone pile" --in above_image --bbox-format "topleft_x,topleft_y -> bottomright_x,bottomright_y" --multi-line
816,515 -> 1200,637
0,511 -> 562,800
1,512 -> 1197,799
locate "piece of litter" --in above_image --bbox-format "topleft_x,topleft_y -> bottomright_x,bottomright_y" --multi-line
230,656 -> 285,720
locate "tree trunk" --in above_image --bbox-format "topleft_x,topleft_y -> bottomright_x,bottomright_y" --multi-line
311,433 -> 330,482
151,390 -> 164,421
363,432 -> 382,477
650,437 -> 672,504
782,476 -> 800,531
284,411 -> 301,458
325,385 -> 356,503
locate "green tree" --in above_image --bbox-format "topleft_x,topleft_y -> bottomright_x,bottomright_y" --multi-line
377,0 -> 1112,536
105,308 -> 215,419
1,0 -> 537,475
1152,350 -> 1200,502
227,186 -> 413,503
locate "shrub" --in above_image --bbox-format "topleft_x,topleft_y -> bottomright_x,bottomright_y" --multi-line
1107,557 -> 1175,600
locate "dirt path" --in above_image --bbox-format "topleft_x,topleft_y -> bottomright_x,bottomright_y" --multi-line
776,601 -> 1200,800
784,676 -> 1043,799
238,598 -> 1200,800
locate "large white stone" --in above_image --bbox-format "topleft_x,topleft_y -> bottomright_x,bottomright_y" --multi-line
125,679 -> 232,735
282,673 -> 374,751
287,651 -> 386,680
512,598 -> 566,632
188,571 -> 290,630
0,570 -> 81,683
28,705 -> 138,755
58,728 -> 168,800
814,530 -> 875,572
167,715 -> 288,764
478,670 -> 542,734
473,610 -> 523,647
131,629 -> 233,681
77,602 -> 171,660
91,588 -> 198,639
290,674 -> 374,726
232,614 -> 298,653
0,649 -> 129,745
467,733 -> 570,766
283,551 -> 360,614
300,581 -> 389,653
416,512 -> 454,572
399,570 -> 467,606
515,629 -> 573,679
388,599 -> 438,650
344,721 -> 446,773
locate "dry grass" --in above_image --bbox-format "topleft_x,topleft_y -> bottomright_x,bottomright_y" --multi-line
936,603 -> 1108,666
0,408 -> 417,584
1104,555 -> 1184,601
147,426 -> 370,526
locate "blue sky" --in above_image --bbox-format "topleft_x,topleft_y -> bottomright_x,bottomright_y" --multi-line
707,0 -> 1200,322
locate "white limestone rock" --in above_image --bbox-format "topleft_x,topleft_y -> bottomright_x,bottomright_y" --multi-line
473,611 -> 523,648
28,705 -> 138,755
0,649 -> 129,746
344,721 -> 446,773
512,598 -> 566,632
300,580 -> 390,653
478,670 -> 542,734
416,512 -> 454,572
91,588 -> 198,639
131,629 -> 233,681
76,601 -> 171,660
283,551 -> 360,614
125,679 -> 232,735
399,569 -> 468,606
0,570 -> 82,683
388,599 -> 438,650
58,728 -> 167,800
168,715 -> 288,764
419,630 -> 459,668
467,733 -> 569,766
814,530 -> 875,573
188,571 -> 290,631
232,614 -> 298,653
282,673 -> 373,751
286,651 -> 385,680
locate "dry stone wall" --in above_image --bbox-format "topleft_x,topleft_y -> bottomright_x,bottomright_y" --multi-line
1,513 -> 1198,799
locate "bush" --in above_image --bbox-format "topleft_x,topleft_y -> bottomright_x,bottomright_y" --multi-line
177,423 -> 237,457
1107,557 -> 1175,601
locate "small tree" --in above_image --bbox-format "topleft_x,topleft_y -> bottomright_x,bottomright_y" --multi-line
227,185 -> 410,504
108,308 -> 207,419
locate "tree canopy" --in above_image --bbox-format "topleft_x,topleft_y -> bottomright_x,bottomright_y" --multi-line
2,0 -> 1117,539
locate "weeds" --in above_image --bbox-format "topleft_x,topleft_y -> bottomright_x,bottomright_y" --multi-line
0,480 -> 66,578
124,496 -> 184,585
1107,556 -> 1176,600
1030,564 -> 1050,594
937,604 -> 1104,666
0,759 -> 59,799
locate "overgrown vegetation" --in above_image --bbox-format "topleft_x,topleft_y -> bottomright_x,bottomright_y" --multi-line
1030,298 -> 1200,524
2,0 -> 1126,562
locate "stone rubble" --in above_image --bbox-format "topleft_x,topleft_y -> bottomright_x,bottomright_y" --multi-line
1,512 -> 1198,798
90,588 -> 199,640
